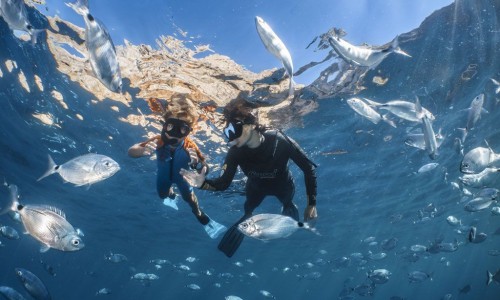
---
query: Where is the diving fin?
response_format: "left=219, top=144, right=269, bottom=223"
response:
left=162, top=196, right=179, bottom=210
left=217, top=224, right=244, bottom=258
left=204, top=218, right=227, bottom=239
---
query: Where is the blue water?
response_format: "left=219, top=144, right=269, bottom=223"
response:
left=1, top=1, right=499, bottom=300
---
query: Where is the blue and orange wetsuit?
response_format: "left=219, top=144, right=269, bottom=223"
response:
left=155, top=136, right=209, bottom=225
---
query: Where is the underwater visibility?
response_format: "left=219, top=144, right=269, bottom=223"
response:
left=0, top=0, right=499, bottom=299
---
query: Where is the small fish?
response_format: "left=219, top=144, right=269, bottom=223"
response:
left=491, top=78, right=500, bottom=94
left=368, top=251, right=387, bottom=260
left=364, top=99, right=435, bottom=123
left=255, top=16, right=294, bottom=98
left=446, top=216, right=461, bottom=226
left=259, top=290, right=275, bottom=299
left=468, top=226, right=487, bottom=243
left=105, top=252, right=128, bottom=263
left=487, top=269, right=500, bottom=285
left=437, top=240, right=459, bottom=252
left=0, top=225, right=19, bottom=239
left=367, top=269, right=391, bottom=284
left=0, top=184, right=84, bottom=252
left=416, top=98, right=439, bottom=159
left=417, top=163, right=439, bottom=173
left=492, top=206, right=500, bottom=215
left=96, top=288, right=111, bottom=295
left=0, top=0, right=43, bottom=44
left=380, top=237, right=398, bottom=250
left=460, top=145, right=500, bottom=174
left=15, top=268, right=51, bottom=300
left=464, top=197, right=496, bottom=212
left=237, top=214, right=317, bottom=240
left=225, top=296, right=243, bottom=300
left=410, top=245, right=427, bottom=253
left=459, top=167, right=500, bottom=188
left=66, top=0, right=122, bottom=92
left=405, top=131, right=444, bottom=151
left=459, top=94, right=487, bottom=142
left=347, top=98, right=382, bottom=124
left=38, top=154, right=120, bottom=187
left=186, top=284, right=200, bottom=291
left=476, top=188, right=499, bottom=199
left=0, top=286, right=27, bottom=300
left=408, top=271, right=432, bottom=283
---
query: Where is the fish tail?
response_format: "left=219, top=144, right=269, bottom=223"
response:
left=29, top=29, right=44, bottom=45
left=65, top=0, right=90, bottom=16
left=0, top=183, right=20, bottom=215
left=487, top=270, right=493, bottom=285
left=37, top=154, right=59, bottom=182
left=288, top=77, right=294, bottom=98
left=301, top=222, right=321, bottom=237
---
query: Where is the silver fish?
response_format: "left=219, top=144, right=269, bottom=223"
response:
left=417, top=163, right=439, bottom=173
left=0, top=184, right=84, bottom=252
left=347, top=98, right=382, bottom=124
left=0, top=286, right=26, bottom=300
left=446, top=216, right=461, bottom=226
left=0, top=0, right=42, bottom=44
left=364, top=99, right=435, bottom=123
left=38, top=154, right=120, bottom=187
left=408, top=271, right=432, bottom=283
left=491, top=78, right=500, bottom=94
left=468, top=226, right=487, bottom=243
left=96, top=288, right=111, bottom=295
left=459, top=94, right=487, bottom=142
left=66, top=0, right=122, bottom=93
left=15, top=268, right=51, bottom=300
left=464, top=197, right=496, bottom=212
left=487, top=269, right=500, bottom=285
left=437, top=240, right=459, bottom=252
left=105, top=252, right=128, bottom=263
left=459, top=168, right=500, bottom=188
left=0, top=225, right=19, bottom=239
left=460, top=146, right=500, bottom=174
left=405, top=132, right=444, bottom=151
left=492, top=206, right=500, bottom=215
left=328, top=31, right=411, bottom=70
left=416, top=98, right=438, bottom=159
left=367, top=269, right=391, bottom=284
left=237, top=213, right=317, bottom=240
left=255, top=16, right=294, bottom=97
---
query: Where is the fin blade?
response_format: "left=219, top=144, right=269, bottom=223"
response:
left=217, top=224, right=244, bottom=257
left=37, top=154, right=58, bottom=182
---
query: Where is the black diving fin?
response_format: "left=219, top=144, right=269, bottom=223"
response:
left=217, top=224, right=244, bottom=257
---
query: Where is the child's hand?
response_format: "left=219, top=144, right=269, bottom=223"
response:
left=180, top=166, right=207, bottom=188
left=188, top=148, right=199, bottom=166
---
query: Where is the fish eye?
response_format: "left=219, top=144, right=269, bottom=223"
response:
left=463, top=163, right=469, bottom=168
left=26, top=25, right=32, bottom=30
left=72, top=239, right=80, bottom=246
left=241, top=223, right=248, bottom=229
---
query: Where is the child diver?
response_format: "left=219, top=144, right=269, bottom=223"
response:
left=138, top=95, right=226, bottom=239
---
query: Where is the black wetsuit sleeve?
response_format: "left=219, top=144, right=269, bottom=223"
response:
left=286, top=135, right=318, bottom=206
left=200, top=149, right=238, bottom=191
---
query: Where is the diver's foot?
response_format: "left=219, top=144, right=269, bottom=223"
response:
left=204, top=219, right=227, bottom=239
left=282, top=204, right=299, bottom=222
left=196, top=212, right=210, bottom=225
left=163, top=197, right=179, bottom=210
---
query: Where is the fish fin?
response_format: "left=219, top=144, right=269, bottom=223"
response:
left=217, top=224, right=244, bottom=257
left=487, top=271, right=493, bottom=285
left=288, top=77, right=295, bottom=98
left=415, top=96, right=424, bottom=119
left=65, top=0, right=89, bottom=16
left=381, top=114, right=397, bottom=128
left=37, top=154, right=59, bottom=181
left=29, top=29, right=44, bottom=45
left=482, top=108, right=489, bottom=114
left=40, top=244, right=50, bottom=253
left=42, top=205, right=66, bottom=219
left=0, top=183, right=19, bottom=215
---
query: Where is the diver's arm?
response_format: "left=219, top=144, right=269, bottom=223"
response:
left=286, top=135, right=318, bottom=220
left=199, top=149, right=238, bottom=191
left=139, top=135, right=161, bottom=147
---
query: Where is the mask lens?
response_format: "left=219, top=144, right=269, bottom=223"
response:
left=163, top=119, right=191, bottom=138
left=224, top=121, right=243, bottom=141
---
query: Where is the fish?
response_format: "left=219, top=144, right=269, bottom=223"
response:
left=367, top=269, right=391, bottom=284
left=186, top=284, right=200, bottom=290
left=225, top=296, right=243, bottom=300
left=417, top=163, right=439, bottom=173
left=96, top=288, right=111, bottom=295
left=105, top=252, right=128, bottom=263
left=464, top=197, right=496, bottom=212
left=327, top=30, right=411, bottom=70
left=259, top=290, right=275, bottom=299
left=459, top=94, right=487, bottom=142
left=459, top=167, right=500, bottom=188
left=15, top=268, right=51, bottom=300
left=0, top=286, right=27, bottom=300
left=0, top=225, right=19, bottom=239
left=363, top=98, right=435, bottom=123
left=255, top=16, right=294, bottom=98
left=380, top=237, right=398, bottom=250
left=0, top=184, right=84, bottom=252
left=492, top=206, right=500, bottom=215
left=416, top=98, right=439, bottom=159
left=66, top=0, right=123, bottom=93
left=487, top=269, right=500, bottom=285
left=347, top=98, right=382, bottom=124
left=437, top=240, right=459, bottom=252
left=460, top=145, right=500, bottom=174
left=408, top=271, right=432, bottom=283
left=468, top=226, right=487, bottom=243
left=37, top=153, right=120, bottom=187
left=491, top=78, right=500, bottom=94
left=237, top=213, right=317, bottom=240
left=405, top=131, right=444, bottom=151
left=0, top=0, right=43, bottom=44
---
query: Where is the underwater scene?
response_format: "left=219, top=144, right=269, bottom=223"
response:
left=1, top=0, right=500, bottom=299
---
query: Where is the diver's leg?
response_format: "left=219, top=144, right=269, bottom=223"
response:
left=156, top=159, right=173, bottom=199
left=277, top=179, right=299, bottom=221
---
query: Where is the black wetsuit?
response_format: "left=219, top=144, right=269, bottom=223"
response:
left=201, top=130, right=317, bottom=221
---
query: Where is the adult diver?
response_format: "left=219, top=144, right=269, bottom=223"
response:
left=181, top=98, right=318, bottom=257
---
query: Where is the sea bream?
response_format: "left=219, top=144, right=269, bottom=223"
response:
left=66, top=0, right=123, bottom=93
left=460, top=144, right=500, bottom=174
left=37, top=153, right=120, bottom=187
left=255, top=16, right=294, bottom=97
left=237, top=213, right=317, bottom=241
left=0, top=0, right=42, bottom=44
left=327, top=30, right=411, bottom=70
left=363, top=98, right=435, bottom=123
left=459, top=94, right=487, bottom=142
left=15, top=268, right=51, bottom=300
left=0, top=184, right=84, bottom=252
left=416, top=98, right=439, bottom=159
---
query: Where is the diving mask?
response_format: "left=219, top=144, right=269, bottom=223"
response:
left=223, top=120, right=244, bottom=142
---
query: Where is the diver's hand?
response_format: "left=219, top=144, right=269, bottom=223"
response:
left=304, top=205, right=317, bottom=222
left=180, top=166, right=207, bottom=188
left=187, top=148, right=199, bottom=166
